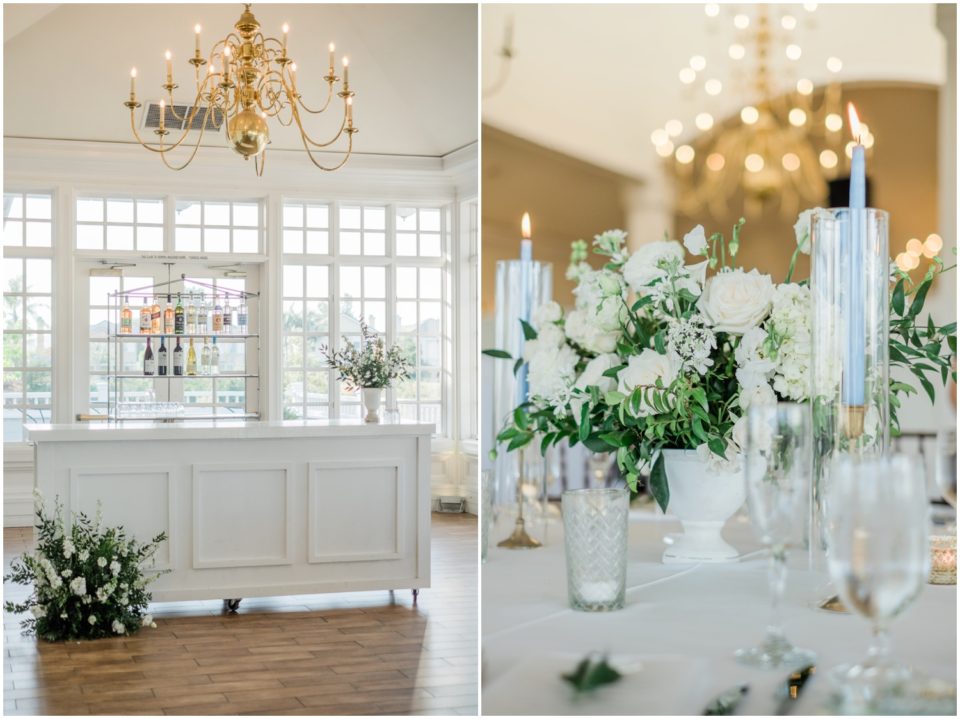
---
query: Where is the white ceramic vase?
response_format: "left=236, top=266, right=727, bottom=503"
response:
left=660, top=449, right=745, bottom=564
left=362, top=387, right=383, bottom=423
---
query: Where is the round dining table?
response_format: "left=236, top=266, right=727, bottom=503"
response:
left=481, top=506, right=957, bottom=715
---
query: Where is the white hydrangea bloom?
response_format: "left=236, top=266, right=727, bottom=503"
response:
left=78, top=549, right=89, bottom=562
left=109, top=560, right=122, bottom=576
left=97, top=556, right=107, bottom=568
left=62, top=539, right=75, bottom=560
left=767, top=283, right=812, bottom=401
left=525, top=339, right=579, bottom=407
left=112, top=619, right=126, bottom=635
left=564, top=308, right=620, bottom=354
left=30, top=604, right=46, bottom=619
left=88, top=615, right=97, bottom=625
left=68, top=576, right=86, bottom=597
left=738, top=381, right=777, bottom=410
left=622, top=240, right=685, bottom=292
left=532, top=300, right=562, bottom=326
left=61, top=568, right=72, bottom=578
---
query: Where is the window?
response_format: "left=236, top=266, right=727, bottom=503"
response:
left=76, top=196, right=164, bottom=251
left=281, top=201, right=448, bottom=431
left=175, top=199, right=262, bottom=253
left=4, top=191, right=54, bottom=441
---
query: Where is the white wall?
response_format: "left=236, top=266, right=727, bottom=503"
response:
left=3, top=138, right=478, bottom=524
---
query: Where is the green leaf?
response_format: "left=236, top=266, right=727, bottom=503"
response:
left=949, top=336, right=957, bottom=353
left=602, top=365, right=626, bottom=379
left=512, top=358, right=524, bottom=376
left=918, top=375, right=936, bottom=404
left=891, top=279, right=905, bottom=316
left=513, top=407, right=529, bottom=431
left=599, top=431, right=627, bottom=448
left=519, top=319, right=538, bottom=341
left=540, top=432, right=556, bottom=457
left=507, top=432, right=533, bottom=452
left=578, top=401, right=591, bottom=442
left=584, top=435, right=616, bottom=452
left=707, top=437, right=726, bottom=457
left=692, top=416, right=709, bottom=443
left=561, top=655, right=623, bottom=693
left=654, top=331, right=666, bottom=354
left=649, top=453, right=669, bottom=513
left=908, top=279, right=932, bottom=319
left=604, top=391, right=626, bottom=405
left=482, top=349, right=512, bottom=359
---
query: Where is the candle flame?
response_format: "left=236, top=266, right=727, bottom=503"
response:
left=160, top=98, right=165, bottom=109
left=165, top=50, right=171, bottom=60
left=195, top=24, right=201, bottom=34
left=847, top=102, right=862, bottom=143
left=283, top=23, right=289, bottom=34
left=131, top=67, right=137, bottom=78
left=521, top=212, right=531, bottom=239
left=329, top=42, right=335, bottom=52
left=342, top=56, right=349, bottom=67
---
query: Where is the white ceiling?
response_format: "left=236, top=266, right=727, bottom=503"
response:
left=481, top=3, right=945, bottom=180
left=4, top=3, right=477, bottom=158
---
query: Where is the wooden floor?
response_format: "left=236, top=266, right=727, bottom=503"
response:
left=2, top=513, right=478, bottom=716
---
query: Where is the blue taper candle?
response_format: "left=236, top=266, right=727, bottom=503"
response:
left=845, top=103, right=866, bottom=407
left=517, top=213, right=532, bottom=405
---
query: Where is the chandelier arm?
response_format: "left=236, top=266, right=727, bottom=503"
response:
left=288, top=97, right=349, bottom=149
left=157, top=103, right=215, bottom=171
left=282, top=62, right=336, bottom=115
left=298, top=128, right=354, bottom=172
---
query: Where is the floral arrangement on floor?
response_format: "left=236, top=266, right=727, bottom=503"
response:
left=488, top=214, right=956, bottom=511
left=4, top=492, right=167, bottom=642
left=319, top=319, right=412, bottom=389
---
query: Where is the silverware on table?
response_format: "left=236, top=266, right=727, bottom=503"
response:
left=774, top=664, right=816, bottom=715
left=703, top=683, right=750, bottom=715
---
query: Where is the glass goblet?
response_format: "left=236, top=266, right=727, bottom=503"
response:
left=735, top=402, right=817, bottom=669
left=825, top=454, right=930, bottom=708
left=934, top=428, right=957, bottom=511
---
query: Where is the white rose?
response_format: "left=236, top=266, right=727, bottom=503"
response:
left=112, top=620, right=126, bottom=635
left=564, top=308, right=620, bottom=354
left=700, top=269, right=775, bottom=334
left=616, top=349, right=682, bottom=416
left=97, top=557, right=107, bottom=568
left=69, top=576, right=86, bottom=597
left=88, top=615, right=97, bottom=625
left=109, top=560, right=121, bottom=576
left=622, top=240, right=685, bottom=292
left=793, top=208, right=823, bottom=255
left=141, top=614, right=155, bottom=627
left=30, top=605, right=46, bottom=619
left=78, top=549, right=89, bottom=562
left=683, top=225, right=708, bottom=256
left=527, top=343, right=578, bottom=404
left=532, top=301, right=562, bottom=326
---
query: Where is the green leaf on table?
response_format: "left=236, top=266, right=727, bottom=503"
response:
left=561, top=654, right=623, bottom=693
left=649, top=453, right=669, bottom=513
left=482, top=349, right=512, bottom=359
left=519, top=319, right=538, bottom=341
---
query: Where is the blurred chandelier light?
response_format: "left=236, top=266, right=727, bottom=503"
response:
left=124, top=3, right=357, bottom=175
left=652, top=4, right=874, bottom=219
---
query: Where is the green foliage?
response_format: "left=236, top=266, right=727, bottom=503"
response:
left=561, top=654, right=623, bottom=693
left=4, top=494, right=167, bottom=642
left=318, top=319, right=411, bottom=389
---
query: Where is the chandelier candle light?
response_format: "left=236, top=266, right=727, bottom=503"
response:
left=124, top=3, right=357, bottom=174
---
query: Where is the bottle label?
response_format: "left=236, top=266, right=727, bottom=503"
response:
left=144, top=359, right=156, bottom=375
left=213, top=314, right=223, bottom=332
left=121, top=317, right=132, bottom=333
left=175, top=314, right=185, bottom=334
left=158, top=356, right=167, bottom=375
left=140, top=313, right=151, bottom=331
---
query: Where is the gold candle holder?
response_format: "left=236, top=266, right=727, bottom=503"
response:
left=497, top=448, right=542, bottom=549
left=929, top=534, right=957, bottom=585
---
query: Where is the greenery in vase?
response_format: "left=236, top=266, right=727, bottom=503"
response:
left=485, top=214, right=956, bottom=512
left=4, top=492, right=168, bottom=642
left=318, top=319, right=412, bottom=390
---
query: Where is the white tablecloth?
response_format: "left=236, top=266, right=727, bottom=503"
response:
left=482, top=509, right=957, bottom=715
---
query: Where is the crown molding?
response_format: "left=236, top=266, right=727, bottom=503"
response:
left=4, top=137, right=477, bottom=201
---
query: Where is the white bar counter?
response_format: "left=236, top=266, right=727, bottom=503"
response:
left=27, top=420, right=432, bottom=604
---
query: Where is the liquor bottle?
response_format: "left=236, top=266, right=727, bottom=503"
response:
left=197, top=293, right=209, bottom=334
left=212, top=294, right=224, bottom=334
left=173, top=337, right=184, bottom=376
left=237, top=298, right=248, bottom=335
left=139, top=298, right=151, bottom=334
left=157, top=337, right=168, bottom=376
left=163, top=294, right=175, bottom=335
left=151, top=296, right=162, bottom=334
left=200, top=337, right=211, bottom=375
left=211, top=336, right=220, bottom=375
left=187, top=292, right=198, bottom=334
left=143, top=337, right=156, bottom=375
left=186, top=338, right=197, bottom=376
left=120, top=296, right=132, bottom=334
left=174, top=293, right=185, bottom=335
left=222, top=299, right=233, bottom=335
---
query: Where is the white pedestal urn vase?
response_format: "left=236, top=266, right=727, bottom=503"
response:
left=362, top=387, right=383, bottom=423
left=660, top=449, right=745, bottom=564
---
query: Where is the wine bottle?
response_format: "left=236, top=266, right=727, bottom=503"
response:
left=151, top=296, right=161, bottom=334
left=120, top=296, right=132, bottom=334
left=200, top=337, right=211, bottom=375
left=222, top=299, right=233, bottom=334
left=197, top=294, right=209, bottom=334
left=212, top=294, right=223, bottom=334
left=163, top=294, right=175, bottom=335
left=187, top=338, right=197, bottom=376
left=143, top=337, right=156, bottom=375
left=173, top=337, right=184, bottom=376
left=174, top=293, right=185, bottom=335
left=157, top=337, right=168, bottom=376
left=237, top=298, right=248, bottom=335
left=187, top=292, right=198, bottom=334
left=211, top=336, right=220, bottom=375
left=139, top=298, right=151, bottom=334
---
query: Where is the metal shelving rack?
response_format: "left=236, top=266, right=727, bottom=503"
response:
left=106, top=275, right=260, bottom=422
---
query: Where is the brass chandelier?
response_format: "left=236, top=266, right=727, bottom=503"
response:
left=124, top=3, right=357, bottom=174
left=651, top=4, right=874, bottom=219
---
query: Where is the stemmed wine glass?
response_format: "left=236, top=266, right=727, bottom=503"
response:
left=934, top=428, right=957, bottom=519
left=735, top=402, right=817, bottom=669
left=825, top=454, right=930, bottom=709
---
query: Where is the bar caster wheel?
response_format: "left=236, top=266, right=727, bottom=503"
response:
left=223, top=598, right=242, bottom=612
left=412, top=589, right=419, bottom=604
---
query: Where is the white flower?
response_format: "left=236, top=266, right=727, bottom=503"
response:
left=141, top=614, right=155, bottom=628
left=564, top=308, right=620, bottom=354
left=109, top=560, right=121, bottom=576
left=735, top=326, right=776, bottom=391
left=767, top=283, right=812, bottom=402
left=666, top=316, right=716, bottom=375
left=120, top=595, right=129, bottom=606
left=570, top=353, right=620, bottom=418
left=793, top=208, right=823, bottom=255
left=573, top=269, right=627, bottom=332
left=62, top=539, right=75, bottom=560
left=97, top=556, right=107, bottom=568
left=78, top=549, right=89, bottom=562
left=622, top=240, right=685, bottom=292
left=738, top=381, right=776, bottom=410
left=683, top=224, right=708, bottom=256
left=700, top=269, right=775, bottom=334
left=532, top=300, right=562, bottom=326
left=696, top=442, right=743, bottom=473
left=69, top=576, right=86, bottom=597
left=88, top=615, right=97, bottom=625
left=29, top=605, right=46, bottom=619
left=616, top=349, right=682, bottom=416
left=687, top=260, right=708, bottom=287
left=61, top=569, right=73, bottom=579
left=112, top=620, right=126, bottom=635
left=60, top=612, right=67, bottom=619
left=526, top=340, right=579, bottom=406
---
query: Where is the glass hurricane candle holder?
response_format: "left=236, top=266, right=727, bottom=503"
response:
left=809, top=208, right=890, bottom=576
left=562, top=488, right=629, bottom=612
left=929, top=535, right=957, bottom=585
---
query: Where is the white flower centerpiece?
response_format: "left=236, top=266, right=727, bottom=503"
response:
left=4, top=492, right=167, bottom=641
left=320, top=319, right=412, bottom=422
left=491, top=216, right=955, bottom=562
